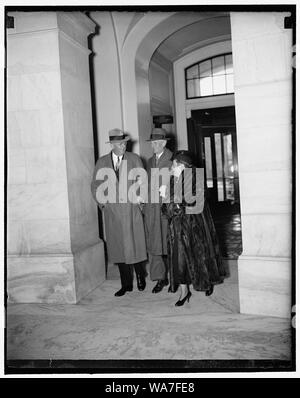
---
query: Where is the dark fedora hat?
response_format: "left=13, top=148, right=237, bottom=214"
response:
left=106, top=128, right=130, bottom=143
left=146, top=127, right=170, bottom=141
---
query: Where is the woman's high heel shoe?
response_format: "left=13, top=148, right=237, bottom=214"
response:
left=175, top=291, right=191, bottom=306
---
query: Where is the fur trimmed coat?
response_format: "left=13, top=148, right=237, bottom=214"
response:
left=162, top=168, right=227, bottom=291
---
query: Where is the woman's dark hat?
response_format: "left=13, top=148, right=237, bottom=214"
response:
left=106, top=128, right=130, bottom=143
left=172, top=150, right=194, bottom=167
left=146, top=128, right=170, bottom=141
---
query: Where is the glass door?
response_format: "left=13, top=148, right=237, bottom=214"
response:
left=202, top=129, right=238, bottom=205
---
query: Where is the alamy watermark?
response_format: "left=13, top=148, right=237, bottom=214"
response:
left=94, top=161, right=204, bottom=214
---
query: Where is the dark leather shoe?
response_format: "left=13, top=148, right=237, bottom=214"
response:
left=152, top=279, right=168, bottom=293
left=136, top=275, right=146, bottom=291
left=168, top=284, right=179, bottom=293
left=205, top=285, right=214, bottom=296
left=114, top=286, right=133, bottom=297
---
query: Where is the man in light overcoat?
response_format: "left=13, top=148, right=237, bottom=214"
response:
left=91, top=128, right=147, bottom=297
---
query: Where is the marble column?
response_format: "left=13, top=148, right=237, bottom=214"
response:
left=231, top=12, right=292, bottom=317
left=7, top=12, right=105, bottom=303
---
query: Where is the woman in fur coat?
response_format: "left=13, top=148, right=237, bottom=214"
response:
left=161, top=150, right=227, bottom=306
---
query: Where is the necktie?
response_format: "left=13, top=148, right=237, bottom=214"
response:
left=155, top=155, right=159, bottom=167
left=115, top=156, right=121, bottom=171
left=115, top=156, right=121, bottom=179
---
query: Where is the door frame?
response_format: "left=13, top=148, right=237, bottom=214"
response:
left=188, top=106, right=240, bottom=209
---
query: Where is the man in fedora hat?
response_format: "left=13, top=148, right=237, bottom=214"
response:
left=143, top=127, right=174, bottom=293
left=91, top=128, right=147, bottom=297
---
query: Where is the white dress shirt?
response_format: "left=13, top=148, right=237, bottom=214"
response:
left=155, top=150, right=164, bottom=165
left=112, top=152, right=123, bottom=170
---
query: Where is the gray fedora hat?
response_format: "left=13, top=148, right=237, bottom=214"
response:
left=146, top=127, right=171, bottom=141
left=106, top=128, right=130, bottom=143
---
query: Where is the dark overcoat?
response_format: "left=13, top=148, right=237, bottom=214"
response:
left=143, top=148, right=173, bottom=256
left=91, top=151, right=147, bottom=264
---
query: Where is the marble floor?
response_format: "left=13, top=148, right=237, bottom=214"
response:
left=6, top=266, right=292, bottom=365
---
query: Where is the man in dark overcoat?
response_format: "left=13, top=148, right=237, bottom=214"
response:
left=143, top=128, right=173, bottom=293
left=91, top=128, right=147, bottom=297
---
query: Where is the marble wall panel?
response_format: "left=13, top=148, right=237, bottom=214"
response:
left=8, top=219, right=71, bottom=255
left=68, top=180, right=97, bottom=221
left=231, top=13, right=292, bottom=317
left=236, top=126, right=291, bottom=173
left=7, top=254, right=76, bottom=303
left=24, top=146, right=67, bottom=184
left=20, top=72, right=62, bottom=111
left=60, top=45, right=90, bottom=83
left=7, top=111, right=22, bottom=148
left=238, top=256, right=291, bottom=318
left=8, top=71, right=62, bottom=111
left=57, top=32, right=101, bottom=254
left=38, top=108, right=65, bottom=147
left=232, top=15, right=292, bottom=88
left=238, top=169, right=292, bottom=214
left=241, top=213, right=291, bottom=258
left=7, top=12, right=103, bottom=303
left=15, top=110, right=43, bottom=148
left=74, top=241, right=106, bottom=301
left=8, top=182, right=69, bottom=221
left=7, top=75, right=23, bottom=111
left=65, top=147, right=95, bottom=182
left=8, top=148, right=27, bottom=184
left=233, top=35, right=291, bottom=87
left=7, top=108, right=64, bottom=150
left=7, top=221, right=25, bottom=255
left=7, top=29, right=60, bottom=72
left=230, top=12, right=290, bottom=41
left=234, top=83, right=291, bottom=130
left=63, top=102, right=94, bottom=149
left=68, top=180, right=100, bottom=252
left=7, top=12, right=58, bottom=35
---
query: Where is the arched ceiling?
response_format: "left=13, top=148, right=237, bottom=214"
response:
left=133, top=11, right=231, bottom=72
left=154, top=15, right=231, bottom=63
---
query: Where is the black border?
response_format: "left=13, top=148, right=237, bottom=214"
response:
left=4, top=3, right=297, bottom=376
left=5, top=359, right=294, bottom=374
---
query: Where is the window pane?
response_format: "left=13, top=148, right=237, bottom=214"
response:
left=187, top=79, right=200, bottom=98
left=223, top=134, right=233, bottom=178
left=185, top=54, right=234, bottom=98
left=225, top=54, right=233, bottom=74
left=199, top=60, right=211, bottom=77
left=226, top=74, right=234, bottom=92
left=223, top=134, right=235, bottom=201
left=214, top=133, right=224, bottom=201
left=213, top=75, right=226, bottom=95
left=186, top=64, right=199, bottom=79
left=200, top=76, right=213, bottom=96
left=212, top=56, right=225, bottom=76
left=204, top=137, right=213, bottom=188
left=187, top=80, right=195, bottom=97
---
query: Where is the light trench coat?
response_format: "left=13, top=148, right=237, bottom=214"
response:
left=91, top=151, right=147, bottom=264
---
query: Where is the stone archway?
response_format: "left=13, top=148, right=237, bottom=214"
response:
left=89, top=11, right=292, bottom=318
